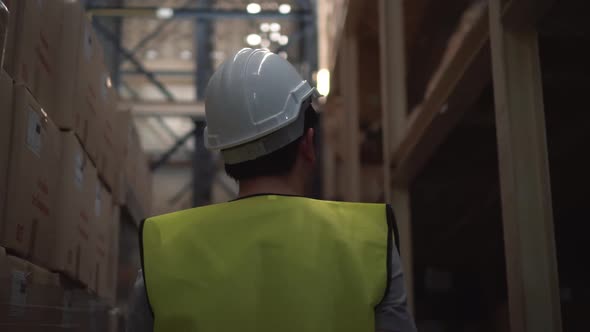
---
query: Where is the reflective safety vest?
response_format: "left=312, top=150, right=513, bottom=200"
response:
left=141, top=195, right=396, bottom=332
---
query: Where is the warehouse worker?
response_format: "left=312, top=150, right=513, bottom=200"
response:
left=127, top=48, right=417, bottom=332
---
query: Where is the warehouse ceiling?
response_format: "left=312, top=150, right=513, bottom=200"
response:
left=89, top=0, right=312, bottom=156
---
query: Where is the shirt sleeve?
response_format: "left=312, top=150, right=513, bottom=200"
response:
left=374, top=245, right=417, bottom=332
left=126, top=269, right=155, bottom=332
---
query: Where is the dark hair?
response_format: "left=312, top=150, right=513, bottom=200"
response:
left=225, top=105, right=318, bottom=181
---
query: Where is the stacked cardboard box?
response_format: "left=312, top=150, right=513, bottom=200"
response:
left=94, top=184, right=120, bottom=305
left=97, top=65, right=120, bottom=195
left=2, top=0, right=42, bottom=90
left=1, top=2, right=152, bottom=327
left=2, top=0, right=106, bottom=163
left=38, top=132, right=98, bottom=288
left=114, top=110, right=153, bottom=220
left=135, top=152, right=154, bottom=218
left=0, top=247, right=115, bottom=331
left=113, top=111, right=154, bottom=219
left=2, top=85, right=62, bottom=260
left=0, top=247, right=64, bottom=331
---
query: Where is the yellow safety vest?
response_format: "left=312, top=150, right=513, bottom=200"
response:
left=141, top=195, right=396, bottom=332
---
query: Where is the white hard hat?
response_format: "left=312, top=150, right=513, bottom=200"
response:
left=204, top=48, right=318, bottom=164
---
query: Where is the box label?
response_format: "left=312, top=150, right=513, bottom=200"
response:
left=9, top=271, right=27, bottom=317
left=26, top=108, right=42, bottom=157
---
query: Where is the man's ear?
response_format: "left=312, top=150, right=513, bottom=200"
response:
left=299, top=128, right=316, bottom=163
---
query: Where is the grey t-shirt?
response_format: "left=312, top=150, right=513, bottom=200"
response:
left=126, top=246, right=417, bottom=332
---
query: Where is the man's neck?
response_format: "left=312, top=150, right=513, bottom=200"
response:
left=238, top=175, right=304, bottom=198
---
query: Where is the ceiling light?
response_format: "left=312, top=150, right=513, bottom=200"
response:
left=156, top=7, right=174, bottom=19
left=180, top=50, right=192, bottom=60
left=246, top=34, right=262, bottom=46
left=145, top=49, right=159, bottom=60
left=278, top=4, right=291, bottom=14
left=317, top=69, right=330, bottom=96
left=270, top=22, right=281, bottom=32
left=278, top=51, right=288, bottom=59
left=261, top=39, right=271, bottom=48
left=278, top=35, right=289, bottom=46
left=270, top=32, right=281, bottom=42
left=247, top=3, right=261, bottom=14
left=105, top=76, right=113, bottom=88
left=260, top=23, right=270, bottom=32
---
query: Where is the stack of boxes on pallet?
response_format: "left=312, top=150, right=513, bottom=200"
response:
left=0, top=0, right=152, bottom=330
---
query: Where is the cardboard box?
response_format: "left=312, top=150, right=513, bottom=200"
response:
left=106, top=205, right=120, bottom=306
left=61, top=285, right=111, bottom=332
left=112, top=110, right=137, bottom=205
left=0, top=2, right=8, bottom=69
left=135, top=153, right=153, bottom=218
left=113, top=109, right=152, bottom=219
left=1, top=85, right=61, bottom=259
left=2, top=0, right=42, bottom=90
left=35, top=0, right=85, bottom=131
left=73, top=19, right=105, bottom=163
left=97, top=68, right=120, bottom=192
left=33, top=132, right=97, bottom=287
left=0, top=70, right=14, bottom=230
left=0, top=247, right=64, bottom=329
left=94, top=184, right=119, bottom=303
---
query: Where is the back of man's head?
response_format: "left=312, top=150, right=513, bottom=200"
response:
left=225, top=105, right=318, bottom=181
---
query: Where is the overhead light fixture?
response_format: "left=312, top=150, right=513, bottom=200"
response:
left=261, top=39, right=271, bottom=48
left=145, top=49, right=159, bottom=60
left=270, top=22, right=281, bottom=32
left=278, top=4, right=291, bottom=14
left=105, top=76, right=113, bottom=88
left=247, top=3, right=262, bottom=14
left=278, top=35, right=289, bottom=46
left=156, top=7, right=174, bottom=19
left=246, top=34, right=262, bottom=46
left=317, top=69, right=330, bottom=96
left=180, top=49, right=193, bottom=60
left=260, top=23, right=270, bottom=32
left=270, top=32, right=281, bottom=42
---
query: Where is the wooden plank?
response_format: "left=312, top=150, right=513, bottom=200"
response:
left=317, top=0, right=349, bottom=72
left=489, top=1, right=562, bottom=331
left=379, top=0, right=414, bottom=312
left=379, top=0, right=408, bottom=202
left=391, top=6, right=490, bottom=185
left=318, top=0, right=366, bottom=73
left=339, top=33, right=361, bottom=202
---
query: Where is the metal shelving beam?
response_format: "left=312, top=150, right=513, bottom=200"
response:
left=87, top=7, right=311, bottom=20
left=94, top=20, right=176, bottom=102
